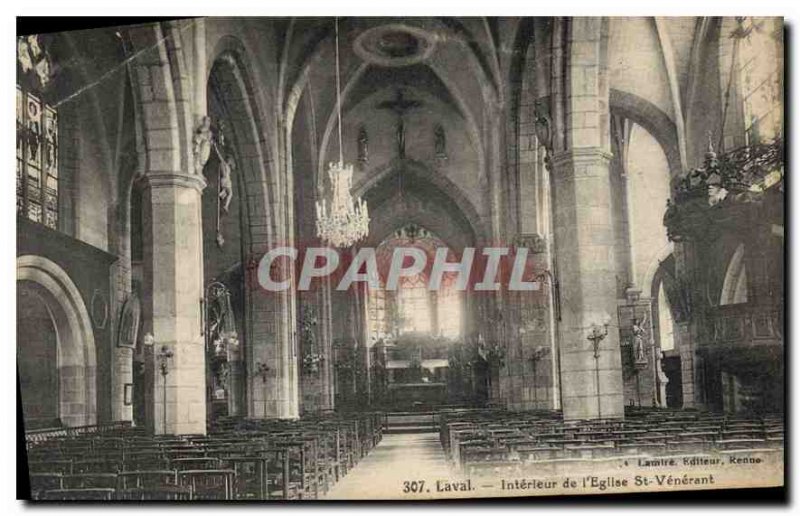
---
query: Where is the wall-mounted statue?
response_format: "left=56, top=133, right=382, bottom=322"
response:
left=117, top=291, right=141, bottom=349
left=199, top=120, right=236, bottom=248
left=434, top=124, right=448, bottom=162
left=357, top=125, right=369, bottom=167
left=533, top=99, right=553, bottom=170
left=215, top=144, right=235, bottom=213
left=631, top=313, right=649, bottom=364
left=377, top=89, right=422, bottom=160
left=193, top=116, right=213, bottom=174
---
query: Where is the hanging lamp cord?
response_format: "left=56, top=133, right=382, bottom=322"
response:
left=335, top=17, right=344, bottom=164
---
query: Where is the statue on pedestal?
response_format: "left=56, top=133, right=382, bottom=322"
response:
left=193, top=116, right=213, bottom=175
left=631, top=312, right=649, bottom=364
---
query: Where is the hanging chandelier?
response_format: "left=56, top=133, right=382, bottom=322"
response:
left=315, top=18, right=370, bottom=248
left=316, top=161, right=370, bottom=247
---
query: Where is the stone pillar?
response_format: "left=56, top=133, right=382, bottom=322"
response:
left=676, top=321, right=700, bottom=409
left=298, top=289, right=333, bottom=415
left=142, top=173, right=208, bottom=435
left=499, top=239, right=554, bottom=411
left=111, top=346, right=134, bottom=421
left=519, top=245, right=555, bottom=410
left=551, top=149, right=624, bottom=420
left=248, top=288, right=299, bottom=420
left=320, top=278, right=335, bottom=411
left=548, top=18, right=623, bottom=420
left=227, top=349, right=243, bottom=417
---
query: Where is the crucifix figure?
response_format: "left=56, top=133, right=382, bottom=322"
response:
left=377, top=89, right=422, bottom=159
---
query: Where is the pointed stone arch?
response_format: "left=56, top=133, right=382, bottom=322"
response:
left=720, top=243, right=748, bottom=306
left=207, top=40, right=298, bottom=420
left=17, top=255, right=97, bottom=427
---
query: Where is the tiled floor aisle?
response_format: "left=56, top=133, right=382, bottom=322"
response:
left=323, top=432, right=461, bottom=500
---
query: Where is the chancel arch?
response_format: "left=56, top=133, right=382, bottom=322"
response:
left=17, top=18, right=784, bottom=499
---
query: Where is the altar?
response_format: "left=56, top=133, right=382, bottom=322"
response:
left=387, top=382, right=447, bottom=408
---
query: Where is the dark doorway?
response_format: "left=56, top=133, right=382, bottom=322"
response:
left=17, top=283, right=59, bottom=429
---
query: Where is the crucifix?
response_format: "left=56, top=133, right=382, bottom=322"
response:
left=377, top=88, right=423, bottom=160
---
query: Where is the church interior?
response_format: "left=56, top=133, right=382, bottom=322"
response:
left=17, top=16, right=784, bottom=500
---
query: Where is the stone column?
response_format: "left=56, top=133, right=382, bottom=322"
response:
left=676, top=321, right=699, bottom=409
left=142, top=172, right=208, bottom=435
left=227, top=348, right=243, bottom=417
left=548, top=18, right=624, bottom=421
left=551, top=149, right=624, bottom=420
left=248, top=288, right=299, bottom=420
left=319, top=278, right=335, bottom=411
left=111, top=346, right=134, bottom=422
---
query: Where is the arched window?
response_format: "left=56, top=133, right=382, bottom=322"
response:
left=437, top=284, right=462, bottom=339
left=737, top=17, right=783, bottom=144
left=397, top=274, right=431, bottom=334
left=368, top=224, right=463, bottom=340
left=367, top=283, right=389, bottom=339
left=17, top=35, right=59, bottom=229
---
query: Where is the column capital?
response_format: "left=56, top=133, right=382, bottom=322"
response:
left=143, top=172, right=207, bottom=192
left=550, top=147, right=613, bottom=169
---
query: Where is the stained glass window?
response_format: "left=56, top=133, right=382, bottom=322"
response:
left=17, top=85, right=58, bottom=229
left=737, top=17, right=783, bottom=144
left=397, top=274, right=432, bottom=334
left=368, top=285, right=389, bottom=339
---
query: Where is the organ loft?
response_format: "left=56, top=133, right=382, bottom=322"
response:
left=17, top=17, right=784, bottom=500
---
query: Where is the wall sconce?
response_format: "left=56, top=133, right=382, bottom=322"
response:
left=154, top=342, right=173, bottom=434
left=586, top=312, right=612, bottom=418
left=255, top=361, right=270, bottom=383
left=586, top=316, right=610, bottom=359
left=254, top=361, right=270, bottom=418
left=157, top=345, right=174, bottom=377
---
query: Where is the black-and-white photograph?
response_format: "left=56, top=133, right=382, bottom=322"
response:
left=14, top=13, right=785, bottom=502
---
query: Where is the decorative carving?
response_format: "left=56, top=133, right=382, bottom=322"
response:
left=631, top=312, right=649, bottom=365
left=215, top=145, right=235, bottom=213
left=665, top=137, right=783, bottom=242
left=434, top=124, right=448, bottom=163
left=353, top=25, right=437, bottom=68
left=701, top=308, right=782, bottom=348
left=45, top=115, right=57, bottom=173
left=476, top=332, right=506, bottom=368
left=206, top=282, right=237, bottom=358
left=528, top=346, right=550, bottom=363
left=513, top=233, right=547, bottom=254
left=357, top=125, right=369, bottom=167
left=200, top=120, right=236, bottom=248
left=377, top=89, right=423, bottom=160
left=299, top=305, right=322, bottom=375
left=205, top=281, right=239, bottom=392
left=394, top=222, right=430, bottom=242
left=193, top=116, right=213, bottom=175
left=117, top=292, right=140, bottom=348
left=533, top=99, right=553, bottom=170
left=90, top=289, right=108, bottom=330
